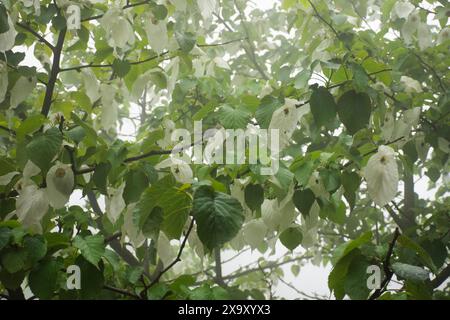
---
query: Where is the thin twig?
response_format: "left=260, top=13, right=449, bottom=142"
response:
left=148, top=219, right=195, bottom=287
left=368, top=228, right=400, bottom=300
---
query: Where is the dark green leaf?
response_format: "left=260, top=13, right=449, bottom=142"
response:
left=73, top=235, right=105, bottom=267
left=29, top=259, right=59, bottom=299
left=337, top=90, right=372, bottom=135
left=310, top=86, right=337, bottom=127
left=26, top=127, right=63, bottom=172
left=192, top=185, right=244, bottom=250
left=279, top=226, right=303, bottom=250
left=292, top=188, right=316, bottom=217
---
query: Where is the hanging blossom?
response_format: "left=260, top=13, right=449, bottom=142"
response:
left=155, top=157, right=194, bottom=184
left=0, top=15, right=17, bottom=53
left=46, top=162, right=75, bottom=209
left=100, top=7, right=135, bottom=54
left=363, top=146, right=399, bottom=207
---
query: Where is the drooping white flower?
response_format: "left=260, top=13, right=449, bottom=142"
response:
left=20, top=0, right=41, bottom=15
left=417, top=23, right=432, bottom=51
left=144, top=19, right=168, bottom=54
left=46, top=163, right=74, bottom=209
left=262, top=184, right=297, bottom=232
left=364, top=146, right=399, bottom=207
left=10, top=76, right=37, bottom=108
left=242, top=219, right=267, bottom=249
left=105, top=183, right=126, bottom=224
left=0, top=62, right=8, bottom=103
left=393, top=1, right=415, bottom=19
left=15, top=184, right=49, bottom=233
left=0, top=16, right=17, bottom=53
left=155, top=157, right=193, bottom=184
left=100, top=84, right=118, bottom=131
left=156, top=119, right=176, bottom=149
left=213, top=57, right=230, bottom=70
left=197, top=0, right=217, bottom=21
left=230, top=177, right=252, bottom=215
left=400, top=76, right=422, bottom=93
left=122, top=203, right=146, bottom=248
left=100, top=8, right=135, bottom=52
left=81, top=70, right=101, bottom=103
left=157, top=232, right=176, bottom=267
left=269, top=98, right=300, bottom=150
left=401, top=10, right=420, bottom=44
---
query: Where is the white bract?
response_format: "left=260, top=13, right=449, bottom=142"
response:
left=269, top=98, right=300, bottom=150
left=144, top=19, right=168, bottom=54
left=121, top=203, right=146, bottom=248
left=100, top=8, right=135, bottom=52
left=157, top=232, right=176, bottom=266
left=0, top=16, right=17, bottom=52
left=197, top=0, right=217, bottom=20
left=364, top=146, right=399, bottom=207
left=15, top=185, right=49, bottom=233
left=81, top=70, right=101, bottom=103
left=155, top=157, right=193, bottom=184
left=418, top=23, right=432, bottom=51
left=105, top=183, right=126, bottom=224
left=393, top=1, right=415, bottom=19
left=46, top=163, right=74, bottom=209
left=400, top=76, right=422, bottom=93
left=10, top=76, right=37, bottom=108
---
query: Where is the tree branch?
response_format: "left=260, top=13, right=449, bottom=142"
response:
left=233, top=1, right=269, bottom=80
left=430, top=264, right=450, bottom=289
left=81, top=0, right=152, bottom=22
left=368, top=228, right=400, bottom=300
left=103, top=285, right=141, bottom=299
left=41, top=28, right=66, bottom=117
left=16, top=22, right=55, bottom=51
left=148, top=218, right=195, bottom=288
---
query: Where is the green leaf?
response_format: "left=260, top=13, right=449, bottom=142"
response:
left=123, top=169, right=149, bottom=204
left=0, top=4, right=9, bottom=33
left=255, top=95, right=283, bottom=129
left=279, top=226, right=303, bottom=250
left=343, top=254, right=371, bottom=300
left=26, top=127, right=63, bottom=172
left=0, top=227, right=12, bottom=251
left=176, top=31, right=196, bottom=53
left=141, top=206, right=164, bottom=239
left=23, top=235, right=47, bottom=264
left=291, top=159, right=315, bottom=187
left=192, top=185, right=244, bottom=250
left=319, top=168, right=341, bottom=193
left=397, top=235, right=437, bottom=273
left=244, top=184, right=264, bottom=213
left=392, top=262, right=430, bottom=281
left=292, top=188, right=316, bottom=217
left=337, top=90, right=372, bottom=135
left=341, top=171, right=361, bottom=210
left=334, top=231, right=372, bottom=262
left=328, top=249, right=359, bottom=299
left=29, top=259, right=59, bottom=299
left=93, top=162, right=111, bottom=195
left=310, top=86, right=337, bottom=127
left=136, top=175, right=191, bottom=239
left=1, top=249, right=27, bottom=273
left=73, top=235, right=105, bottom=267
left=66, top=126, right=86, bottom=143
left=152, top=4, right=168, bottom=20
left=218, top=105, right=251, bottom=129
left=112, top=59, right=131, bottom=78
left=76, top=255, right=104, bottom=299
left=351, top=63, right=369, bottom=92
left=17, top=115, right=46, bottom=140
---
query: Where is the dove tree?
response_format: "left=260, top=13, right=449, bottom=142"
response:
left=0, top=0, right=449, bottom=300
